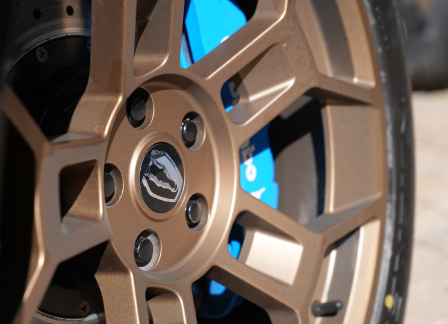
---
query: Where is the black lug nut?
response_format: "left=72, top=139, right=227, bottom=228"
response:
left=186, top=200, right=202, bottom=227
left=128, top=97, right=146, bottom=122
left=181, top=118, right=198, bottom=147
left=311, top=300, right=343, bottom=317
left=134, top=236, right=154, bottom=267
left=104, top=172, right=116, bottom=202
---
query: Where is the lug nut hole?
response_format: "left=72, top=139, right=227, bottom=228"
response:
left=186, top=194, right=208, bottom=230
left=104, top=164, right=123, bottom=206
left=181, top=112, right=205, bottom=150
left=126, top=88, right=154, bottom=129
left=134, top=230, right=160, bottom=271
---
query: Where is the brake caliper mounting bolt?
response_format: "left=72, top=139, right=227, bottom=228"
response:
left=181, top=118, right=198, bottom=147
left=36, top=46, right=48, bottom=62
left=134, top=236, right=154, bottom=266
left=186, top=199, right=202, bottom=226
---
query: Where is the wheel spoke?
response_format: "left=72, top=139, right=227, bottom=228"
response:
left=12, top=244, right=56, bottom=324
left=69, top=0, right=137, bottom=136
left=188, top=2, right=286, bottom=89
left=290, top=244, right=325, bottom=324
left=234, top=188, right=316, bottom=246
left=35, top=136, right=110, bottom=263
left=147, top=284, right=197, bottom=324
left=58, top=220, right=110, bottom=260
left=308, top=194, right=385, bottom=247
left=134, top=0, right=185, bottom=78
left=95, top=243, right=150, bottom=324
left=227, top=60, right=375, bottom=148
left=212, top=249, right=288, bottom=301
left=311, top=73, right=374, bottom=104
left=0, top=85, right=47, bottom=156
left=228, top=83, right=306, bottom=147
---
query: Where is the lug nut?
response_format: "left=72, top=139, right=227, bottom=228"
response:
left=181, top=118, right=198, bottom=147
left=186, top=199, right=202, bottom=227
left=104, top=172, right=116, bottom=202
left=127, top=97, right=146, bottom=126
left=134, top=236, right=154, bottom=267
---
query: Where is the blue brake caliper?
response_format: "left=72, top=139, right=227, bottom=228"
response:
left=182, top=0, right=279, bottom=318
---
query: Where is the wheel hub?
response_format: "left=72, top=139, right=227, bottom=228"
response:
left=105, top=83, right=234, bottom=276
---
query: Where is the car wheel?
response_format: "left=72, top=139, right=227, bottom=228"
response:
left=0, top=0, right=414, bottom=323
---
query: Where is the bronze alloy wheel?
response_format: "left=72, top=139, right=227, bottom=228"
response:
left=0, top=0, right=414, bottom=323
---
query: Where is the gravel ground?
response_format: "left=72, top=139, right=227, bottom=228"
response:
left=404, top=90, right=448, bottom=324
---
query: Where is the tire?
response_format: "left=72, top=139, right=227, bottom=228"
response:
left=0, top=0, right=413, bottom=323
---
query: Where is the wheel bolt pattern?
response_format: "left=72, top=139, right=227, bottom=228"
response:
left=181, top=118, right=198, bottom=146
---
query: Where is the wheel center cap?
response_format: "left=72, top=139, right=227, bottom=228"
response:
left=139, top=142, right=184, bottom=213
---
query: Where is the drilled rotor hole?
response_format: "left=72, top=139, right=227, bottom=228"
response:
left=33, top=9, right=41, bottom=19
left=185, top=194, right=208, bottom=231
left=104, top=164, right=123, bottom=207
left=66, top=5, right=74, bottom=16
left=126, top=88, right=153, bottom=129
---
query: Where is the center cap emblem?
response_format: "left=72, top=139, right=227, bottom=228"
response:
left=139, top=143, right=184, bottom=213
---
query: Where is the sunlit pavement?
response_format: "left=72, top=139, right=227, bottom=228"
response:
left=404, top=90, right=448, bottom=324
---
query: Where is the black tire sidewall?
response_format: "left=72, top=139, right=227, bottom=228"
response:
left=363, top=1, right=415, bottom=323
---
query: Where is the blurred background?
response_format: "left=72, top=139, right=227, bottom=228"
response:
left=398, top=0, right=448, bottom=323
